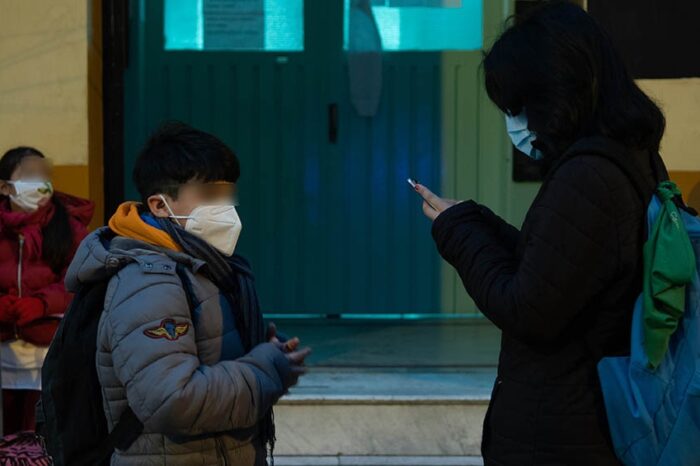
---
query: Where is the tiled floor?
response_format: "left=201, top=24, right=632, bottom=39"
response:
left=273, top=317, right=501, bottom=367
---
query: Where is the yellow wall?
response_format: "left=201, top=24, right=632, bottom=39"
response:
left=0, top=0, right=102, bottom=226
left=638, top=78, right=700, bottom=209
left=87, top=0, right=104, bottom=226
left=579, top=5, right=700, bottom=193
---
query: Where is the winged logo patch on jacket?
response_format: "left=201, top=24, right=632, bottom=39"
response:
left=144, top=319, right=190, bottom=341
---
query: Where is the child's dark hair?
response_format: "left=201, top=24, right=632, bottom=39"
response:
left=0, top=147, right=73, bottom=274
left=483, top=1, right=665, bottom=160
left=133, top=122, right=240, bottom=204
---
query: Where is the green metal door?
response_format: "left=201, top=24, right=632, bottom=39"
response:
left=123, top=0, right=521, bottom=316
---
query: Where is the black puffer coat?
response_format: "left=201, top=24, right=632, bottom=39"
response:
left=432, top=137, right=667, bottom=466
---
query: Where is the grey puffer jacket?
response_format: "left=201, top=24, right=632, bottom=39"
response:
left=65, top=228, right=292, bottom=466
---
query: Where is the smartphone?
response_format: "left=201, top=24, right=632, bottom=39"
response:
left=407, top=178, right=437, bottom=210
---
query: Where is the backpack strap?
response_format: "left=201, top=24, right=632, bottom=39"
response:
left=175, top=262, right=198, bottom=318
left=74, top=407, right=144, bottom=466
left=552, top=136, right=659, bottom=205
left=556, top=137, right=697, bottom=217
left=547, top=137, right=659, bottom=363
left=107, top=408, right=143, bottom=451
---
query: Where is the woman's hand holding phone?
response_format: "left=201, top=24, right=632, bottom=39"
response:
left=408, top=179, right=461, bottom=221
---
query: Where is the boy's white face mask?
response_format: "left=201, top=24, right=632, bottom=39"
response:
left=160, top=195, right=242, bottom=256
left=8, top=180, right=54, bottom=212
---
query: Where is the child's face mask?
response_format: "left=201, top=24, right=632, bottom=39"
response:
left=7, top=180, right=54, bottom=212
left=160, top=195, right=242, bottom=256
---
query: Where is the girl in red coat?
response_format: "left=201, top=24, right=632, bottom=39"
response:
left=0, top=147, right=94, bottom=434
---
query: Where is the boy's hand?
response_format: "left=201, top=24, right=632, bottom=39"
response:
left=271, top=335, right=301, bottom=353
left=284, top=347, right=312, bottom=390
left=286, top=346, right=311, bottom=366
left=266, top=322, right=278, bottom=341
left=268, top=322, right=300, bottom=352
left=266, top=321, right=311, bottom=389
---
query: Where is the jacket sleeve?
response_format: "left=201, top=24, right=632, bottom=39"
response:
left=101, top=263, right=291, bottom=436
left=432, top=157, right=619, bottom=344
left=476, top=203, right=521, bottom=252
left=30, top=280, right=72, bottom=316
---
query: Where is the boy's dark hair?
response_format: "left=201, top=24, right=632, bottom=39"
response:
left=483, top=1, right=665, bottom=160
left=0, top=146, right=73, bottom=274
left=133, top=122, right=240, bottom=204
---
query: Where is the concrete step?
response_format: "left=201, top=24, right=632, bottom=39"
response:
left=273, top=368, right=495, bottom=458
left=273, top=456, right=484, bottom=465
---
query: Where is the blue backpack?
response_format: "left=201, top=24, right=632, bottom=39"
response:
left=588, top=152, right=700, bottom=465
left=557, top=138, right=699, bottom=466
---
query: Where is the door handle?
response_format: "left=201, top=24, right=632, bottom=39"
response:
left=328, top=103, right=338, bottom=144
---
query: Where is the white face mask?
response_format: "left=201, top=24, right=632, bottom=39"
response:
left=160, top=195, right=242, bottom=256
left=7, top=180, right=54, bottom=212
left=505, top=110, right=544, bottom=160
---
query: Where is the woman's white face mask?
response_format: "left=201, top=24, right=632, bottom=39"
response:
left=8, top=180, right=54, bottom=212
left=505, top=110, right=544, bottom=160
left=160, top=195, right=242, bottom=256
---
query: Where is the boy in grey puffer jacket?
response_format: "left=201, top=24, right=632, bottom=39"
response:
left=67, top=123, right=309, bottom=465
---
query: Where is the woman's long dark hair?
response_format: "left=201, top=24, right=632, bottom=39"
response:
left=483, top=1, right=665, bottom=161
left=0, top=147, right=73, bottom=274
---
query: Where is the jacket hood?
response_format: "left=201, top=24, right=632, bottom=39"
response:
left=108, top=202, right=182, bottom=252
left=65, top=227, right=205, bottom=293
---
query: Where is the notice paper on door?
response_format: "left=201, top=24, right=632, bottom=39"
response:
left=203, top=0, right=264, bottom=50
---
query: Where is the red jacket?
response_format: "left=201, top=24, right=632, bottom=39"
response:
left=0, top=192, right=94, bottom=346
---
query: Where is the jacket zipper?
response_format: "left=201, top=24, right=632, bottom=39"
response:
left=17, top=234, right=24, bottom=298
left=15, top=234, right=24, bottom=339
left=216, top=437, right=229, bottom=466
